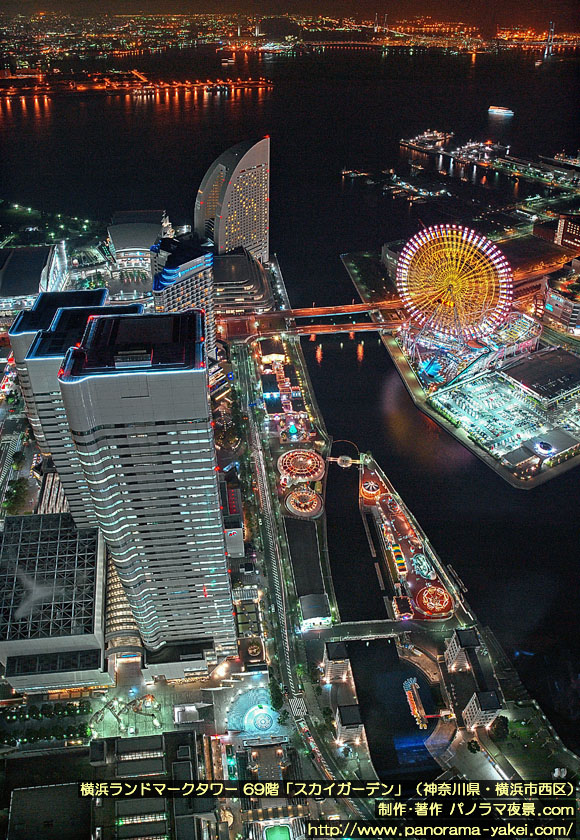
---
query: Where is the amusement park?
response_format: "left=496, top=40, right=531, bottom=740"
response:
left=359, top=461, right=456, bottom=623
left=384, top=223, right=580, bottom=485
left=395, top=224, right=535, bottom=389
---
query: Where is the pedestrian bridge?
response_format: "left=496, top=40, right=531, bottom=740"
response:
left=304, top=617, right=456, bottom=641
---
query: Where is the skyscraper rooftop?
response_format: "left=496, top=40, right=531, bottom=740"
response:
left=151, top=235, right=210, bottom=284
left=61, top=310, right=206, bottom=378
left=0, top=514, right=102, bottom=648
left=27, top=304, right=143, bottom=358
left=8, top=289, right=108, bottom=336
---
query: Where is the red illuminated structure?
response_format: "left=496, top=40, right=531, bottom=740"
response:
left=285, top=487, right=323, bottom=518
left=360, top=463, right=455, bottom=622
left=415, top=585, right=454, bottom=617
left=277, top=449, right=326, bottom=483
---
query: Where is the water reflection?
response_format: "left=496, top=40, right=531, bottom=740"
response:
left=379, top=369, right=471, bottom=472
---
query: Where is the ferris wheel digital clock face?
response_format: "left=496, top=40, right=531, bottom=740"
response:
left=396, top=224, right=513, bottom=340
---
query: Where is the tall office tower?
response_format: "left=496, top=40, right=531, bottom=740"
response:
left=23, top=301, right=143, bottom=528
left=151, top=234, right=216, bottom=357
left=9, top=290, right=107, bottom=451
left=58, top=311, right=237, bottom=663
left=194, top=137, right=270, bottom=264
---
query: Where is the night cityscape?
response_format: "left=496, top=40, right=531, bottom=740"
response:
left=0, top=2, right=579, bottom=838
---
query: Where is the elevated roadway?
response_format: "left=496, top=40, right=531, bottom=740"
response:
left=217, top=299, right=404, bottom=340
left=277, top=300, right=401, bottom=318
left=264, top=320, right=400, bottom=337
left=220, top=319, right=402, bottom=340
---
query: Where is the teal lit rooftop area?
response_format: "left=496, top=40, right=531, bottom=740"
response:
left=264, top=824, right=292, bottom=840
left=428, top=356, right=580, bottom=482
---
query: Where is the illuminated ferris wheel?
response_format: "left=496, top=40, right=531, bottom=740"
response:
left=396, top=225, right=513, bottom=340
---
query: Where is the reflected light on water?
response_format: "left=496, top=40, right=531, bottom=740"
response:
left=380, top=371, right=472, bottom=472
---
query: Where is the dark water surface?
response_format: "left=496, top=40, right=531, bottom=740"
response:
left=347, top=639, right=440, bottom=780
left=1, top=48, right=579, bottom=745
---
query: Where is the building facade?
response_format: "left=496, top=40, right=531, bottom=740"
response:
left=8, top=290, right=107, bottom=451
left=544, top=286, right=580, bottom=336
left=213, top=248, right=274, bottom=316
left=554, top=215, right=580, bottom=249
left=39, top=241, right=68, bottom=293
left=335, top=704, right=364, bottom=744
left=462, top=690, right=501, bottom=730
left=24, top=300, right=143, bottom=528
left=151, top=235, right=216, bottom=357
left=322, top=641, right=350, bottom=683
left=444, top=627, right=481, bottom=672
left=194, top=137, right=270, bottom=264
left=58, top=311, right=236, bottom=663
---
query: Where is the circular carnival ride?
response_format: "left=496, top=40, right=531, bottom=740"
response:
left=396, top=224, right=513, bottom=340
left=415, top=584, right=453, bottom=618
left=277, top=449, right=325, bottom=484
left=361, top=478, right=381, bottom=501
left=285, top=487, right=323, bottom=518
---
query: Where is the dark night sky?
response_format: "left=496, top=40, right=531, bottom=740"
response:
left=4, top=0, right=580, bottom=30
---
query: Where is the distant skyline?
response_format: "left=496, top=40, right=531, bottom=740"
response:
left=2, top=0, right=580, bottom=30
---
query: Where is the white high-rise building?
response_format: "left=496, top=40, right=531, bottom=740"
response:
left=23, top=300, right=143, bottom=528
left=194, top=137, right=270, bottom=264
left=9, top=290, right=108, bottom=451
left=58, top=311, right=237, bottom=662
left=463, top=690, right=501, bottom=730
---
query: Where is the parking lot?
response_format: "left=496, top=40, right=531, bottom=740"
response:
left=431, top=372, right=580, bottom=457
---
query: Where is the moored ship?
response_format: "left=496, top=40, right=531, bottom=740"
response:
left=400, top=130, right=454, bottom=152
left=539, top=150, right=580, bottom=171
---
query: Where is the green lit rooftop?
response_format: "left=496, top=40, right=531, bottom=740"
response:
left=264, top=825, right=292, bottom=840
